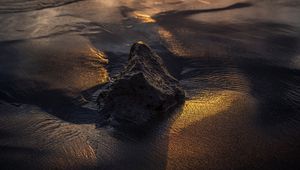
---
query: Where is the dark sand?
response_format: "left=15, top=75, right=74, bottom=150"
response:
left=0, top=0, right=300, bottom=169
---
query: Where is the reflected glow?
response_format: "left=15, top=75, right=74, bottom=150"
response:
left=198, top=0, right=211, bottom=5
left=86, top=46, right=109, bottom=64
left=158, top=27, right=191, bottom=56
left=12, top=36, right=110, bottom=92
left=79, top=45, right=109, bottom=85
left=133, top=12, right=156, bottom=23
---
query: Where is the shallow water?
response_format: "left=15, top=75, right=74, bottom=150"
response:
left=0, top=0, right=300, bottom=169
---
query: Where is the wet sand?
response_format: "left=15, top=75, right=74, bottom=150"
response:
left=0, top=0, right=300, bottom=169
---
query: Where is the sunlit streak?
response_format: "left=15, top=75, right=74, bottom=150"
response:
left=133, top=12, right=156, bottom=23
left=170, top=90, right=241, bottom=133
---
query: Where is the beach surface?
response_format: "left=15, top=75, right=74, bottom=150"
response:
left=0, top=0, right=300, bottom=169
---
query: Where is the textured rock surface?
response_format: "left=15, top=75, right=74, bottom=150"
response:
left=97, top=42, right=185, bottom=128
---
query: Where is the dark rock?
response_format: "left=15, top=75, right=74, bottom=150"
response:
left=97, top=41, right=185, bottom=128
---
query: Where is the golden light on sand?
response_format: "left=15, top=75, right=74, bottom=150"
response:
left=166, top=89, right=257, bottom=170
left=170, top=90, right=241, bottom=133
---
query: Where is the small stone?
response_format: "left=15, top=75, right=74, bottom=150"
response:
left=97, top=41, right=185, bottom=128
